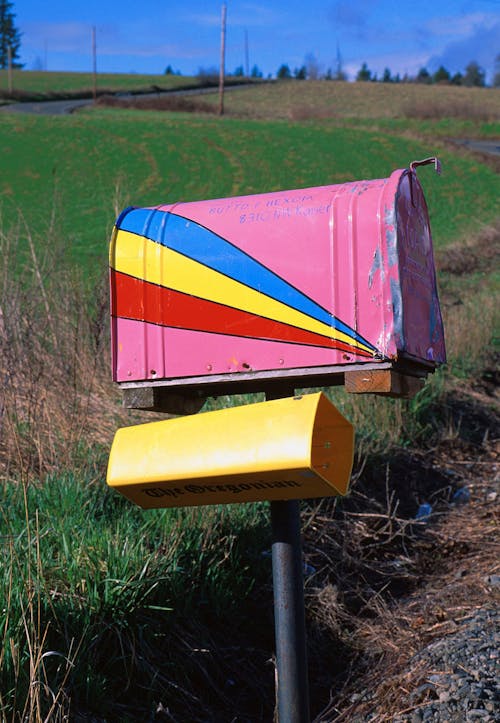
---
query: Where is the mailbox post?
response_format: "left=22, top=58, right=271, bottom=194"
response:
left=107, top=160, right=445, bottom=721
left=271, top=497, right=310, bottom=722
left=265, top=385, right=310, bottom=723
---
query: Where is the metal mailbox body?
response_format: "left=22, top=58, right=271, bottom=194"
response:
left=110, top=167, right=445, bottom=396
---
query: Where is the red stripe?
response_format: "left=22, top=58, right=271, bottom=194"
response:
left=110, top=270, right=372, bottom=358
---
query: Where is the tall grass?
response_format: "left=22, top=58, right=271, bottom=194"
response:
left=0, top=214, right=112, bottom=480
left=437, top=222, right=500, bottom=380
left=0, top=200, right=497, bottom=718
left=0, top=215, right=273, bottom=719
left=0, top=471, right=270, bottom=719
left=196, top=80, right=500, bottom=123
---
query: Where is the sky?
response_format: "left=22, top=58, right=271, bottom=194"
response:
left=14, top=1, right=500, bottom=83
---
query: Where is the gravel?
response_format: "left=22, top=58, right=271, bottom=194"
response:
left=393, top=607, right=499, bottom=722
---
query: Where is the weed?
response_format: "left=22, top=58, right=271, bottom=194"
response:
left=95, top=94, right=216, bottom=114
left=0, top=472, right=270, bottom=718
left=195, top=80, right=500, bottom=124
left=0, top=220, right=114, bottom=480
left=400, top=96, right=497, bottom=122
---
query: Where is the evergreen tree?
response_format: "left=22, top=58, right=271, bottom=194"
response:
left=463, top=61, right=485, bottom=87
left=382, top=67, right=392, bottom=83
left=432, top=65, right=451, bottom=84
left=356, top=62, right=371, bottom=81
left=277, top=63, right=291, bottom=79
left=0, top=0, right=22, bottom=69
left=416, top=67, right=431, bottom=84
left=450, top=72, right=464, bottom=86
left=494, top=53, right=500, bottom=88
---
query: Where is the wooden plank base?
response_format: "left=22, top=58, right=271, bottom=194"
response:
left=122, top=387, right=206, bottom=415
left=344, top=370, right=424, bottom=399
left=120, top=361, right=431, bottom=412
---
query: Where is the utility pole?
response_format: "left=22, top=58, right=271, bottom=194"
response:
left=7, top=46, right=12, bottom=95
left=245, top=28, right=249, bottom=77
left=92, top=26, right=97, bottom=102
left=218, top=3, right=227, bottom=116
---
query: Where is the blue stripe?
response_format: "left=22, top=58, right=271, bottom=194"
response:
left=117, top=207, right=377, bottom=351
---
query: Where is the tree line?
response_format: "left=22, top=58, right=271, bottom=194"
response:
left=276, top=57, right=500, bottom=87
left=354, top=60, right=490, bottom=87
left=238, top=56, right=499, bottom=87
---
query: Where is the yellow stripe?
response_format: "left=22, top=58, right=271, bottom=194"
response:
left=111, top=228, right=372, bottom=353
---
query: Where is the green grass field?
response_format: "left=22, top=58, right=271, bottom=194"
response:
left=0, top=69, right=197, bottom=97
left=0, top=106, right=498, bottom=272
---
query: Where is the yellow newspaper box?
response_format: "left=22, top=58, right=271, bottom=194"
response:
left=107, top=392, right=354, bottom=508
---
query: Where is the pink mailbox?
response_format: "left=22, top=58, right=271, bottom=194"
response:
left=109, top=160, right=445, bottom=412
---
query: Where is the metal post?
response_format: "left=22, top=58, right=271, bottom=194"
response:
left=91, top=26, right=97, bottom=103
left=7, top=46, right=12, bottom=95
left=267, top=388, right=310, bottom=723
left=218, top=3, right=227, bottom=116
left=244, top=28, right=249, bottom=78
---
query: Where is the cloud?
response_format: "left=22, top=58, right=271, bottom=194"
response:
left=21, top=19, right=211, bottom=66
left=427, top=20, right=500, bottom=79
left=185, top=3, right=282, bottom=30
left=22, top=21, right=91, bottom=52
left=340, top=10, right=495, bottom=81
left=424, top=11, right=499, bottom=38
left=329, top=1, right=368, bottom=29
left=183, top=11, right=221, bottom=29
left=235, top=3, right=283, bottom=27
left=99, top=43, right=207, bottom=61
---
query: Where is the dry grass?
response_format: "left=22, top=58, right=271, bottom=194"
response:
left=84, top=81, right=500, bottom=127
left=443, top=287, right=498, bottom=383
left=436, top=219, right=500, bottom=276
left=192, top=81, right=500, bottom=122
left=0, top=223, right=122, bottom=481
left=302, top=221, right=500, bottom=721
left=95, top=93, right=216, bottom=114
left=436, top=218, right=500, bottom=386
left=315, top=449, right=499, bottom=721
